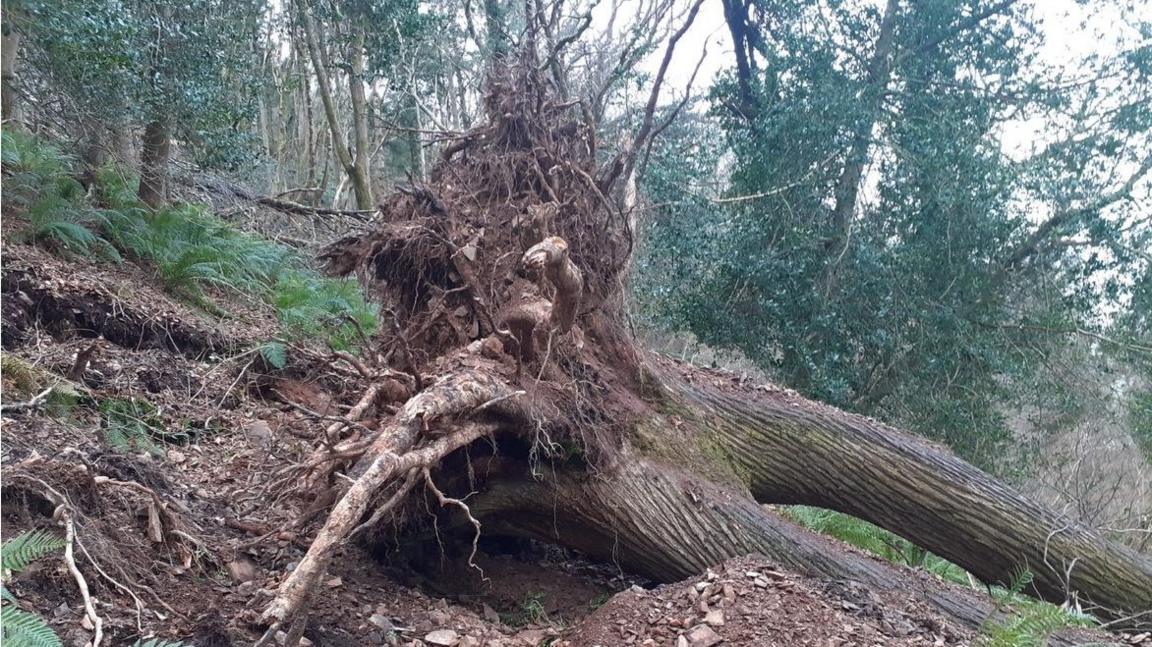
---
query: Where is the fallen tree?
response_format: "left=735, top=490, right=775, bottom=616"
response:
left=256, top=41, right=1152, bottom=642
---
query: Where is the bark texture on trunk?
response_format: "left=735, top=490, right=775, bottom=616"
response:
left=2, top=20, right=22, bottom=124
left=472, top=459, right=999, bottom=632
left=672, top=379, right=1152, bottom=622
left=456, top=372, right=1151, bottom=630
left=138, top=119, right=172, bottom=208
left=297, top=4, right=372, bottom=211
left=347, top=27, right=373, bottom=211
left=825, top=0, right=898, bottom=266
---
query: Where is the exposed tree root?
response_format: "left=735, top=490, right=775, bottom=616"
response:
left=259, top=371, right=520, bottom=627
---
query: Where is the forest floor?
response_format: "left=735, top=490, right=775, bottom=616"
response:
left=1, top=230, right=1141, bottom=647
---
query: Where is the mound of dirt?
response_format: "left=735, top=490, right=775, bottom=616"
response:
left=562, top=556, right=974, bottom=647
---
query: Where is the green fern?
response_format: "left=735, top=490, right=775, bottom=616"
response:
left=975, top=569, right=1095, bottom=647
left=1, top=605, right=62, bottom=647
left=259, top=342, right=288, bottom=369
left=1, top=531, right=65, bottom=574
left=99, top=397, right=168, bottom=455
left=1, top=530, right=65, bottom=647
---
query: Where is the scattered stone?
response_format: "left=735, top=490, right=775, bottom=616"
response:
left=685, top=624, right=722, bottom=647
left=370, top=614, right=395, bottom=632
left=703, top=610, right=725, bottom=627
left=676, top=636, right=689, bottom=647
left=481, top=603, right=501, bottom=623
left=226, top=558, right=257, bottom=583
left=273, top=631, right=313, bottom=646
left=514, top=628, right=549, bottom=645
left=167, top=449, right=186, bottom=464
left=245, top=420, right=272, bottom=447
left=424, top=629, right=460, bottom=646
left=428, top=609, right=451, bottom=625
left=325, top=576, right=343, bottom=588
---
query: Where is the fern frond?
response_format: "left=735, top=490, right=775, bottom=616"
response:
left=1, top=531, right=64, bottom=574
left=259, top=342, right=288, bottom=369
left=1, top=604, right=63, bottom=647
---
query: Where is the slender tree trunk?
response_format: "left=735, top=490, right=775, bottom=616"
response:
left=825, top=0, right=899, bottom=266
left=483, top=0, right=510, bottom=61
left=300, top=46, right=318, bottom=200
left=1, top=19, right=22, bottom=125
left=138, top=119, right=172, bottom=208
left=347, top=27, right=373, bottom=210
left=297, top=1, right=371, bottom=211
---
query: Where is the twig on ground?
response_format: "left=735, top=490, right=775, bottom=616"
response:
left=1, top=384, right=57, bottom=413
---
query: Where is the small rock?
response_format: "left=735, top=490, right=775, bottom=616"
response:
left=753, top=577, right=769, bottom=589
left=428, top=610, right=451, bottom=625
left=246, top=420, right=272, bottom=447
left=325, top=577, right=343, bottom=588
left=514, top=628, right=549, bottom=645
left=630, top=584, right=646, bottom=594
left=167, top=449, right=186, bottom=464
left=676, top=636, right=689, bottom=647
left=226, top=558, right=257, bottom=583
left=482, top=603, right=501, bottom=623
left=685, top=624, right=722, bottom=647
left=275, top=631, right=310, bottom=645
left=694, top=582, right=708, bottom=592
left=370, top=614, right=395, bottom=632
left=704, top=610, right=725, bottom=627
left=424, top=629, right=460, bottom=646
left=458, top=637, right=480, bottom=647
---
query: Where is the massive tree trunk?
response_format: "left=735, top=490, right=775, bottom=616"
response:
left=451, top=368, right=1152, bottom=624
left=257, top=47, right=1152, bottom=645
left=138, top=119, right=172, bottom=208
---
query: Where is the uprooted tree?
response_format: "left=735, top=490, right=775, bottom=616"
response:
left=255, top=42, right=1152, bottom=642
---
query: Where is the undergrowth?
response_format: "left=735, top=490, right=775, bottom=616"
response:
left=782, top=507, right=1097, bottom=646
left=975, top=569, right=1095, bottom=647
left=1, top=130, right=377, bottom=355
left=782, top=506, right=968, bottom=584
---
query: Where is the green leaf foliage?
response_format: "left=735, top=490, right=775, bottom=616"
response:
left=636, top=0, right=1152, bottom=470
left=0, top=531, right=64, bottom=575
left=1, top=605, right=62, bottom=647
left=259, top=342, right=288, bottom=370
left=99, top=397, right=169, bottom=455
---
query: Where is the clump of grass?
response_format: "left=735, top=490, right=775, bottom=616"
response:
left=499, top=592, right=550, bottom=627
left=0, top=354, right=83, bottom=418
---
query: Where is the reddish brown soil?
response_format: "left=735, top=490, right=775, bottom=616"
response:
left=562, top=556, right=975, bottom=647
left=3, top=237, right=1142, bottom=647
